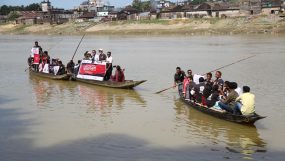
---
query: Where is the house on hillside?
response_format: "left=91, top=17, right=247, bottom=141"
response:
left=261, top=0, right=283, bottom=14
left=0, top=15, right=7, bottom=23
left=240, top=0, right=262, bottom=15
left=76, top=12, right=96, bottom=22
left=15, top=11, right=43, bottom=25
left=184, top=2, right=240, bottom=18
left=117, top=6, right=140, bottom=20
left=159, top=5, right=185, bottom=19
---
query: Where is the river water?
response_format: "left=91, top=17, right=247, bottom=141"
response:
left=0, top=34, right=284, bottom=161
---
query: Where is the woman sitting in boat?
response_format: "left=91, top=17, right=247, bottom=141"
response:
left=111, top=65, right=125, bottom=82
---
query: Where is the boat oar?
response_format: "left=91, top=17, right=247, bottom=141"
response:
left=71, top=34, right=86, bottom=61
left=155, top=54, right=256, bottom=94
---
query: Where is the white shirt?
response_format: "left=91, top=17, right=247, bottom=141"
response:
left=193, top=74, right=203, bottom=84
left=93, top=54, right=99, bottom=62
left=42, top=64, right=49, bottom=73
left=106, top=56, right=113, bottom=64
left=235, top=87, right=243, bottom=96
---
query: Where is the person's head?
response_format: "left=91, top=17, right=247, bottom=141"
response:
left=84, top=51, right=88, bottom=57
left=206, top=72, right=212, bottom=80
left=215, top=71, right=222, bottom=79
left=70, top=60, right=74, bottom=63
left=35, top=41, right=38, bottom=46
left=58, top=61, right=62, bottom=65
left=176, top=67, right=181, bottom=73
left=231, top=82, right=238, bottom=89
left=224, top=81, right=230, bottom=89
left=99, top=49, right=103, bottom=53
left=116, top=65, right=121, bottom=71
left=78, top=60, right=81, bottom=64
left=228, top=82, right=236, bottom=90
left=92, top=50, right=96, bottom=55
left=212, top=84, right=219, bottom=91
left=87, top=52, right=92, bottom=58
left=44, top=51, right=48, bottom=55
left=199, top=77, right=204, bottom=83
left=188, top=75, right=193, bottom=81
left=107, top=51, right=111, bottom=57
left=187, top=69, right=192, bottom=76
left=243, top=86, right=250, bottom=93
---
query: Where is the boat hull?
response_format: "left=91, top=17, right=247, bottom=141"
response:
left=179, top=92, right=266, bottom=125
left=75, top=78, right=146, bottom=89
left=29, top=69, right=71, bottom=80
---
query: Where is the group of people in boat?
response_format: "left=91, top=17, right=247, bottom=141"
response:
left=174, top=67, right=255, bottom=116
left=28, top=41, right=66, bottom=75
left=28, top=41, right=125, bottom=82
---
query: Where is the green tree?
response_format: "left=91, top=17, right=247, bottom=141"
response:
left=132, top=0, right=142, bottom=11
left=7, top=11, right=20, bottom=21
left=0, top=5, right=10, bottom=15
left=25, top=3, right=41, bottom=11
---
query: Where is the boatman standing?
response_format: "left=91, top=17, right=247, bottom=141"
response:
left=104, top=51, right=113, bottom=81
left=30, top=41, right=42, bottom=71
left=174, top=67, right=186, bottom=93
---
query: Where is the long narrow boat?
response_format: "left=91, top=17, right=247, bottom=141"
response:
left=178, top=92, right=266, bottom=125
left=29, top=69, right=71, bottom=80
left=75, top=78, right=146, bottom=89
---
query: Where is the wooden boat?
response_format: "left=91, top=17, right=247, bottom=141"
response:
left=178, top=92, right=266, bottom=125
left=29, top=69, right=71, bottom=80
left=75, top=78, right=146, bottom=89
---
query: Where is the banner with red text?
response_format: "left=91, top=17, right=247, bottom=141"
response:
left=77, top=60, right=106, bottom=81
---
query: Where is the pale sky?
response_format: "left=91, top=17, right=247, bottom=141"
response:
left=0, top=0, right=135, bottom=9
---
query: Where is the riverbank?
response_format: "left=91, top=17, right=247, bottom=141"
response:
left=1, top=15, right=285, bottom=35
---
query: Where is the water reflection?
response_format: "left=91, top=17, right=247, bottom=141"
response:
left=29, top=76, right=146, bottom=112
left=173, top=96, right=266, bottom=159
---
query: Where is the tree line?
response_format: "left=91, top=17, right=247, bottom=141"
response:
left=0, top=3, right=41, bottom=15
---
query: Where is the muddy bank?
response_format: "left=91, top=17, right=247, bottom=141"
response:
left=1, top=15, right=285, bottom=35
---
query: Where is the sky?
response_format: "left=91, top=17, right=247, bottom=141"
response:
left=0, top=0, right=134, bottom=9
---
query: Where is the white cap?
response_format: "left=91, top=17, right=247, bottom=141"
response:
left=99, top=48, right=103, bottom=51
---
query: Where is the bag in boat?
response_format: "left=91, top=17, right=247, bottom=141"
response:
left=77, top=60, right=106, bottom=81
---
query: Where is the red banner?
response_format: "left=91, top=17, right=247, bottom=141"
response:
left=79, top=63, right=106, bottom=77
left=33, top=54, right=40, bottom=64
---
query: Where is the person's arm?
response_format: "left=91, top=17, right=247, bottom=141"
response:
left=235, top=95, right=242, bottom=102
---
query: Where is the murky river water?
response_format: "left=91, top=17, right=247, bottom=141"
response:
left=0, top=34, right=285, bottom=161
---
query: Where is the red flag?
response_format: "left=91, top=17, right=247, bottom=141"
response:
left=33, top=54, right=40, bottom=64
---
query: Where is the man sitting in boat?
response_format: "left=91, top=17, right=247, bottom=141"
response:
left=183, top=76, right=196, bottom=101
left=57, top=61, right=66, bottom=75
left=191, top=77, right=205, bottom=104
left=73, top=60, right=81, bottom=75
left=99, top=49, right=107, bottom=61
left=218, top=82, right=239, bottom=113
left=111, top=65, right=125, bottom=82
left=205, top=84, right=220, bottom=107
left=234, top=86, right=255, bottom=115
left=203, top=72, right=213, bottom=99
left=91, top=50, right=99, bottom=63
left=66, top=60, right=75, bottom=74
left=173, top=67, right=186, bottom=93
